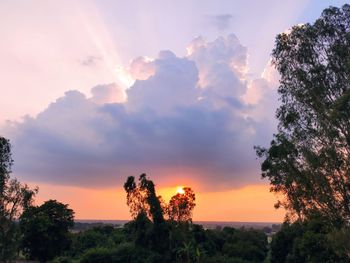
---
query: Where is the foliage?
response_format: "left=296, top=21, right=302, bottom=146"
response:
left=20, top=199, right=74, bottom=262
left=70, top=225, right=123, bottom=256
left=255, top=4, right=350, bottom=224
left=0, top=137, right=38, bottom=261
left=168, top=187, right=196, bottom=222
left=270, top=217, right=349, bottom=263
left=122, top=174, right=268, bottom=262
left=327, top=226, right=350, bottom=259
left=124, top=174, right=164, bottom=225
left=123, top=212, right=153, bottom=247
left=80, top=242, right=162, bottom=263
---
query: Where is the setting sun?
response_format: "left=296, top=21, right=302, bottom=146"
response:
left=176, top=186, right=185, bottom=195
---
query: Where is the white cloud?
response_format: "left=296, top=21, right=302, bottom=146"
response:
left=91, top=83, right=126, bottom=104
left=128, top=56, right=156, bottom=80
left=187, top=34, right=248, bottom=99
left=4, top=35, right=279, bottom=191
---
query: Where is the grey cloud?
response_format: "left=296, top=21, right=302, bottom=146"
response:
left=126, top=50, right=199, bottom=113
left=79, top=55, right=102, bottom=67
left=207, top=14, right=233, bottom=31
left=5, top=35, right=278, bottom=191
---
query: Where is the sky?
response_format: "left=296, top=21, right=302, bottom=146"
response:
left=0, top=0, right=348, bottom=222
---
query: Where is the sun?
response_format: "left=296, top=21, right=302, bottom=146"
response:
left=176, top=186, right=185, bottom=195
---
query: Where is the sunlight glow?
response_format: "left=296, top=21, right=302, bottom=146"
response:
left=176, top=186, right=185, bottom=195
left=115, top=66, right=135, bottom=88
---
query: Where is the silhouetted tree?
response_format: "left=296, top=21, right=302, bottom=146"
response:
left=256, top=4, right=350, bottom=224
left=0, top=137, right=37, bottom=261
left=124, top=174, right=164, bottom=224
left=20, top=199, right=74, bottom=263
left=168, top=187, right=196, bottom=222
left=124, top=174, right=169, bottom=254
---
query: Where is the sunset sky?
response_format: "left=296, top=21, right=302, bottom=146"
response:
left=0, top=0, right=347, bottom=222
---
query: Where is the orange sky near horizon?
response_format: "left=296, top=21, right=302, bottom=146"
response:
left=32, top=182, right=285, bottom=222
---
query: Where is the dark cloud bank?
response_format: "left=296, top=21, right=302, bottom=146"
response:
left=5, top=35, right=279, bottom=190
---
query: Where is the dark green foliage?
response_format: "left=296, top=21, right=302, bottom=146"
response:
left=80, top=243, right=162, bottom=263
left=256, top=4, right=350, bottom=224
left=67, top=220, right=268, bottom=263
left=0, top=137, right=12, bottom=193
left=124, top=174, right=170, bottom=254
left=203, top=255, right=251, bottom=263
left=270, top=217, right=350, bottom=263
left=50, top=256, right=74, bottom=263
left=0, top=219, right=19, bottom=262
left=71, top=225, right=123, bottom=256
left=123, top=212, right=153, bottom=247
left=327, top=226, right=350, bottom=258
left=221, top=227, right=268, bottom=262
left=20, top=199, right=74, bottom=262
left=80, top=247, right=116, bottom=263
left=122, top=174, right=268, bottom=262
left=0, top=137, right=37, bottom=261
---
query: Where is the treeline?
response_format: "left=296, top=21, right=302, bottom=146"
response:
left=69, top=220, right=268, bottom=263
left=0, top=145, right=269, bottom=263
left=2, top=3, right=350, bottom=263
left=1, top=142, right=349, bottom=262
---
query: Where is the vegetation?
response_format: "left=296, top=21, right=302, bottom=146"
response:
left=255, top=3, right=350, bottom=262
left=0, top=137, right=38, bottom=261
left=20, top=200, right=74, bottom=262
left=256, top=4, right=350, bottom=225
left=69, top=221, right=268, bottom=263
left=167, top=187, right=196, bottom=222
left=0, top=140, right=269, bottom=262
left=120, top=174, right=268, bottom=262
left=2, top=4, right=350, bottom=263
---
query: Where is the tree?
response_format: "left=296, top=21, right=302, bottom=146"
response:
left=167, top=187, right=196, bottom=222
left=20, top=199, right=74, bottom=262
left=256, top=4, right=350, bottom=224
left=124, top=174, right=170, bottom=254
left=270, top=217, right=348, bottom=263
left=124, top=174, right=164, bottom=225
left=0, top=137, right=37, bottom=261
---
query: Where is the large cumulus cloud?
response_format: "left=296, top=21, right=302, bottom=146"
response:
left=4, top=34, right=279, bottom=190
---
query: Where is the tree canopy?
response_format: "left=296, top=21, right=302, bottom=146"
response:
left=124, top=173, right=164, bottom=225
left=0, top=137, right=38, bottom=261
left=256, top=4, right=350, bottom=224
left=20, top=199, right=74, bottom=262
left=168, top=187, right=196, bottom=222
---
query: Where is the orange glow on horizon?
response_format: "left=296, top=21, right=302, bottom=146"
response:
left=30, top=182, right=285, bottom=222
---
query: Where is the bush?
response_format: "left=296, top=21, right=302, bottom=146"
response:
left=79, top=242, right=162, bottom=263
left=80, top=247, right=115, bottom=263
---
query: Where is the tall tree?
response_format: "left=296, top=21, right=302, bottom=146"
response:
left=167, top=187, right=196, bottom=222
left=20, top=199, right=74, bottom=263
left=256, top=4, right=350, bottom=224
left=0, top=137, right=37, bottom=261
left=124, top=174, right=168, bottom=253
left=124, top=174, right=164, bottom=224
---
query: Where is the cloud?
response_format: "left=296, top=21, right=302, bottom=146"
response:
left=126, top=50, right=199, bottom=113
left=4, top=35, right=279, bottom=191
left=79, top=55, right=102, bottom=67
left=187, top=34, right=248, bottom=105
left=207, top=14, right=233, bottom=31
left=91, top=83, right=126, bottom=104
left=128, top=56, right=156, bottom=80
